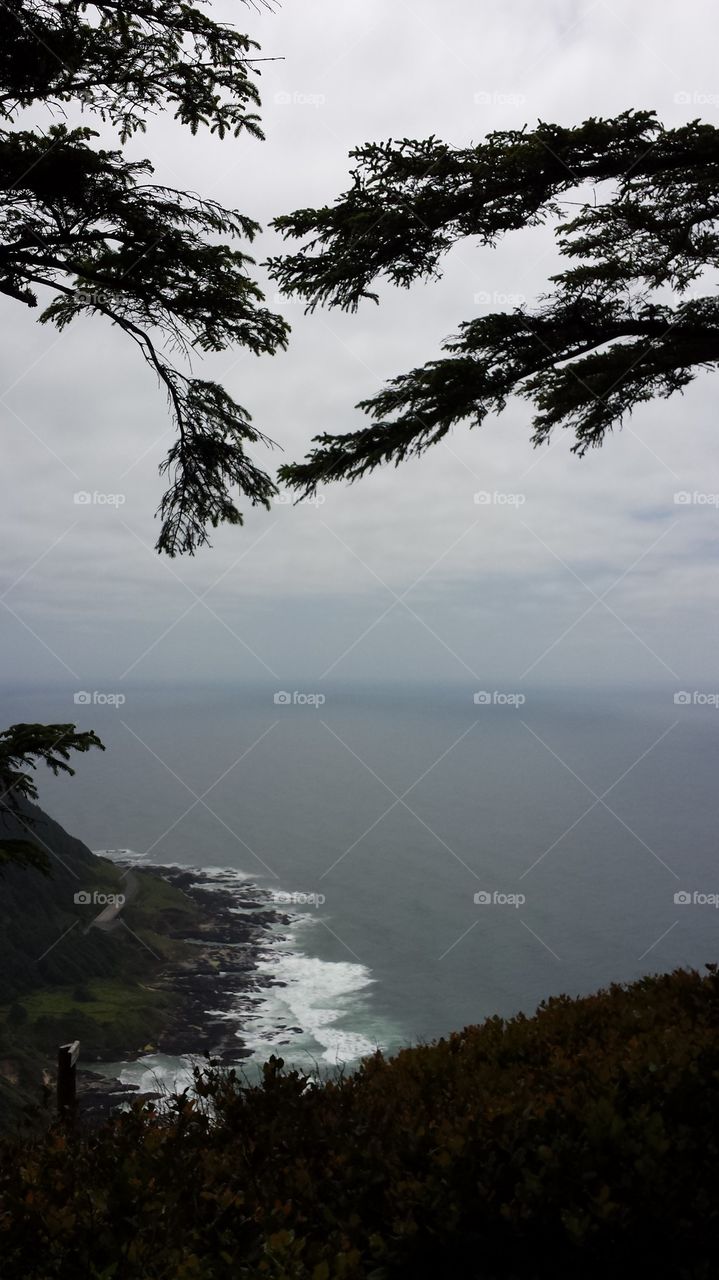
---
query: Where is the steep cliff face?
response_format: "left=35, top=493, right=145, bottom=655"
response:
left=0, top=801, right=203, bottom=1124
left=0, top=801, right=141, bottom=1003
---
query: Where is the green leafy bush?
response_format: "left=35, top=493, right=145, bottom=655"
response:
left=1, top=966, right=718, bottom=1278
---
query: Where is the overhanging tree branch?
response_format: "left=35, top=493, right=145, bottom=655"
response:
left=0, top=2, right=289, bottom=552
left=268, top=111, right=719, bottom=493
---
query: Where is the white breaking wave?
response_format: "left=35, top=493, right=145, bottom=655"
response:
left=241, top=924, right=381, bottom=1066
left=186, top=865, right=261, bottom=891
left=94, top=847, right=145, bottom=861
left=94, top=852, right=259, bottom=884
left=96, top=1053, right=196, bottom=1096
left=94, top=859, right=390, bottom=1084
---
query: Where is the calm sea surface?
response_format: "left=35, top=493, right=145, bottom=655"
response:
left=3, top=681, right=718, bottom=1083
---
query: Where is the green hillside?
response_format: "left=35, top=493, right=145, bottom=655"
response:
left=0, top=802, right=203, bottom=1123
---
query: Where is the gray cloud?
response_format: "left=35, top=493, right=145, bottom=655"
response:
left=1, top=0, right=718, bottom=693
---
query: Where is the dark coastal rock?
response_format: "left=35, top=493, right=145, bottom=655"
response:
left=76, top=1071, right=162, bottom=1127
left=109, top=863, right=289, bottom=1073
left=56, top=862, right=299, bottom=1127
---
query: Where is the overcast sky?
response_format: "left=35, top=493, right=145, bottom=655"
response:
left=1, top=0, right=717, bottom=694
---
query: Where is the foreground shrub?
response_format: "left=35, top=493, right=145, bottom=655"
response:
left=1, top=966, right=718, bottom=1278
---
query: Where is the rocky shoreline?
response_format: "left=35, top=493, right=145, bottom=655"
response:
left=78, top=864, right=293, bottom=1122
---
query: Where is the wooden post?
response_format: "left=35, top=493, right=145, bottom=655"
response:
left=57, top=1040, right=80, bottom=1122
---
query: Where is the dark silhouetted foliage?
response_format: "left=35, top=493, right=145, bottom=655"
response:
left=0, top=725, right=103, bottom=873
left=269, top=111, right=719, bottom=495
left=1, top=966, right=718, bottom=1277
left=0, top=0, right=288, bottom=554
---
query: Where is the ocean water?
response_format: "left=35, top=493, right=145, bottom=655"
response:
left=3, top=680, right=718, bottom=1087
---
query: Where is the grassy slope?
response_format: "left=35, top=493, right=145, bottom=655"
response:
left=0, top=803, right=204, bottom=1124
